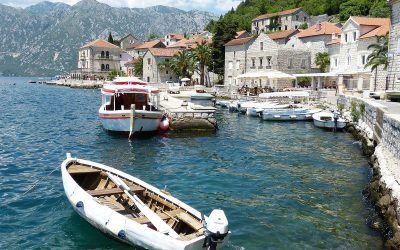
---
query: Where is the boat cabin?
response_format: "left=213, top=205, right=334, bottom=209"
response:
left=101, top=85, right=161, bottom=112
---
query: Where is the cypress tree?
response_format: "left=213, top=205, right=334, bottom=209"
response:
left=108, top=32, right=114, bottom=44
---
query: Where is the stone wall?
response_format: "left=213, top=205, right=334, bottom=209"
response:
left=382, top=114, right=400, bottom=158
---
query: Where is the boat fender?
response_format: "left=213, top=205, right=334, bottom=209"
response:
left=159, top=115, right=169, bottom=131
left=76, top=201, right=84, bottom=208
left=118, top=230, right=126, bottom=239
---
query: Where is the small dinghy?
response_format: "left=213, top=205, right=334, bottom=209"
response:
left=61, top=154, right=230, bottom=250
left=312, top=111, right=347, bottom=130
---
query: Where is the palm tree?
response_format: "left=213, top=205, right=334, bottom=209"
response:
left=193, top=42, right=212, bottom=86
left=169, top=50, right=196, bottom=79
left=133, top=57, right=143, bottom=78
left=365, top=33, right=389, bottom=91
left=315, top=52, right=330, bottom=73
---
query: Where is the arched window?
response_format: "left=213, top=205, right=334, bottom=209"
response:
left=106, top=51, right=110, bottom=58
left=101, top=64, right=105, bottom=70
left=106, top=64, right=109, bottom=70
left=101, top=51, right=105, bottom=58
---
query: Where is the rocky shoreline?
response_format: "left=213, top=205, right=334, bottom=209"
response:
left=346, top=122, right=400, bottom=249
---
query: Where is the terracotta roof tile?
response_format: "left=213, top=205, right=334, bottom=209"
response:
left=297, top=22, right=341, bottom=38
left=81, top=39, right=120, bottom=49
left=148, top=48, right=182, bottom=57
left=134, top=39, right=166, bottom=49
left=267, top=29, right=299, bottom=40
left=225, top=36, right=254, bottom=46
left=351, top=16, right=390, bottom=26
left=253, top=8, right=302, bottom=21
left=167, top=36, right=211, bottom=49
left=326, top=38, right=341, bottom=45
left=235, top=30, right=251, bottom=39
left=126, top=42, right=144, bottom=49
left=360, top=24, right=390, bottom=39
left=167, top=33, right=184, bottom=40
left=125, top=57, right=142, bottom=65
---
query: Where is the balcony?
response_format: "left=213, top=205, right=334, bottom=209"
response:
left=97, top=55, right=118, bottom=60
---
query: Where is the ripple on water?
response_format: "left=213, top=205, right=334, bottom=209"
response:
left=0, top=78, right=383, bottom=249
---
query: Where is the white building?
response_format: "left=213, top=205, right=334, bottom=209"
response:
left=164, top=33, right=184, bottom=46
left=327, top=16, right=390, bottom=91
left=142, top=48, right=181, bottom=83
left=71, top=39, right=122, bottom=80
left=388, top=0, right=400, bottom=90
left=252, top=7, right=310, bottom=34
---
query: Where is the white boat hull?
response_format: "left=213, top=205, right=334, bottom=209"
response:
left=61, top=157, right=229, bottom=250
left=99, top=104, right=163, bottom=132
left=262, top=108, right=321, bottom=121
left=312, top=112, right=347, bottom=129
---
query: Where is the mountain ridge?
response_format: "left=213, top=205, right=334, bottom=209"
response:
left=0, top=0, right=217, bottom=76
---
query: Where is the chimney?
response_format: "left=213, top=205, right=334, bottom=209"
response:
left=315, top=22, right=321, bottom=32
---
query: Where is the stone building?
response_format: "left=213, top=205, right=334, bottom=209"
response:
left=287, top=21, right=341, bottom=70
left=164, top=33, right=184, bottom=46
left=251, top=7, right=310, bottom=34
left=119, top=34, right=141, bottom=50
left=142, top=48, right=181, bottom=83
left=267, top=29, right=299, bottom=45
left=327, top=16, right=390, bottom=91
left=71, top=39, right=121, bottom=80
left=224, top=33, right=311, bottom=89
left=388, top=0, right=400, bottom=90
left=126, top=39, right=166, bottom=59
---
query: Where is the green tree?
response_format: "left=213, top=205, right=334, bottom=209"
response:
left=369, top=0, right=390, bottom=18
left=315, top=52, right=330, bottom=72
left=339, top=0, right=369, bottom=22
left=193, top=42, right=212, bottom=86
left=108, top=69, right=126, bottom=80
left=259, top=1, right=267, bottom=14
left=269, top=16, right=280, bottom=31
left=134, top=57, right=143, bottom=78
left=298, top=23, right=308, bottom=29
left=163, top=50, right=195, bottom=79
left=148, top=33, right=159, bottom=41
left=107, top=31, right=114, bottom=44
left=365, top=33, right=389, bottom=91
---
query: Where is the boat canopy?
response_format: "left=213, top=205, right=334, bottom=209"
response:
left=236, top=70, right=296, bottom=80
left=259, top=91, right=309, bottom=98
left=112, top=76, right=147, bottom=85
left=101, top=84, right=160, bottom=95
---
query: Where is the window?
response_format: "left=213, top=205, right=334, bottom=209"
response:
left=106, top=64, right=109, bottom=70
left=285, top=25, right=288, bottom=30
left=233, top=51, right=236, bottom=58
left=335, top=58, right=338, bottom=67
left=106, top=51, right=109, bottom=58
left=361, top=55, right=367, bottom=65
left=147, top=58, right=151, bottom=65
left=101, top=51, right=105, bottom=58
left=166, top=70, right=169, bottom=74
left=304, top=17, right=307, bottom=22
left=228, top=76, right=232, bottom=85
left=101, top=64, right=105, bottom=70
left=228, top=61, right=233, bottom=70
left=251, top=58, right=256, bottom=67
left=147, top=77, right=150, bottom=82
left=347, top=55, right=351, bottom=66
left=278, top=27, right=282, bottom=31
left=267, top=56, right=272, bottom=66
left=236, top=60, right=240, bottom=69
left=345, top=33, right=348, bottom=43
left=259, top=58, right=263, bottom=67
left=260, top=42, right=264, bottom=51
left=353, top=32, right=357, bottom=41
left=296, top=15, right=299, bottom=21
left=301, top=59, right=306, bottom=69
left=295, top=25, right=298, bottom=29
left=288, top=58, right=293, bottom=69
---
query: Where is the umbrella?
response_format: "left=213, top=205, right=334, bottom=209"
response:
left=181, top=78, right=190, bottom=82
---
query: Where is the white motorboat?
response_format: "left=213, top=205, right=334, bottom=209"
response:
left=61, top=154, right=230, bottom=250
left=312, top=111, right=347, bottom=130
left=191, top=85, right=213, bottom=100
left=99, top=77, right=164, bottom=134
left=246, top=103, right=290, bottom=117
left=216, top=100, right=231, bottom=108
left=262, top=108, right=321, bottom=121
left=228, top=101, right=239, bottom=112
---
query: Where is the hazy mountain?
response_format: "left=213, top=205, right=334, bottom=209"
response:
left=0, top=0, right=217, bottom=76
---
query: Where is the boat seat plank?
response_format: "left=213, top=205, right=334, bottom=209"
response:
left=176, top=212, right=203, bottom=231
left=68, top=164, right=101, bottom=174
left=132, top=208, right=182, bottom=224
left=88, top=185, right=145, bottom=197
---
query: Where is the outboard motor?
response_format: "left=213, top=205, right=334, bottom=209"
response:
left=203, top=209, right=229, bottom=250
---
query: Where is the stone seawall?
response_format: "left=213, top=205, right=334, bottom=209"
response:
left=340, top=95, right=400, bottom=247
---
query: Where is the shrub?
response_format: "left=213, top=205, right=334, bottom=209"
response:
left=351, top=101, right=361, bottom=122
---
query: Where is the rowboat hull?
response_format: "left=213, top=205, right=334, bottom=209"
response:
left=262, top=108, right=321, bottom=121
left=61, top=156, right=229, bottom=250
left=312, top=112, right=347, bottom=129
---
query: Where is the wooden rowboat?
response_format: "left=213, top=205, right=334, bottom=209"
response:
left=61, top=154, right=229, bottom=250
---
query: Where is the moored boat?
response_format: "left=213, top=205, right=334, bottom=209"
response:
left=61, top=154, right=230, bottom=250
left=99, top=77, right=164, bottom=134
left=262, top=108, right=321, bottom=121
left=191, top=85, right=213, bottom=100
left=312, top=111, right=347, bottom=130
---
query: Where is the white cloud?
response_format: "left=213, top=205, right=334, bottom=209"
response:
left=0, top=0, right=241, bottom=13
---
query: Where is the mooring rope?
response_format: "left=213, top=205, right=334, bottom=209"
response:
left=0, top=165, right=60, bottom=208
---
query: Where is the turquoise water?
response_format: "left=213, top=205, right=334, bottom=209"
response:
left=0, top=77, right=383, bottom=249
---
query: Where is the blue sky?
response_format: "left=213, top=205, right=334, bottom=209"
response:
left=1, top=0, right=242, bottom=14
